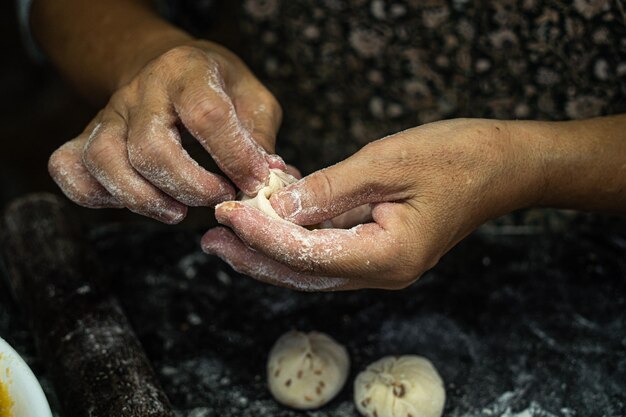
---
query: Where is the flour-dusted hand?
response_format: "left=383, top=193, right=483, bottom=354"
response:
left=48, top=40, right=283, bottom=223
left=202, top=119, right=545, bottom=290
left=202, top=116, right=626, bottom=290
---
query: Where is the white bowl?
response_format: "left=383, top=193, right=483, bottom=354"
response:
left=0, top=337, right=53, bottom=417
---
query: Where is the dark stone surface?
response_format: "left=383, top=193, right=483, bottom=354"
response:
left=1, top=213, right=625, bottom=416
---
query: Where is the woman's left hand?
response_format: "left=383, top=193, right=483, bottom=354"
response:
left=201, top=118, right=549, bottom=291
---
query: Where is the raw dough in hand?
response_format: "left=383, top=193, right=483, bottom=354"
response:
left=267, top=331, right=350, bottom=410
left=240, top=169, right=297, bottom=219
left=354, top=356, right=445, bottom=417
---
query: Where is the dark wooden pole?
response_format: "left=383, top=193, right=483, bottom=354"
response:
left=0, top=193, right=175, bottom=417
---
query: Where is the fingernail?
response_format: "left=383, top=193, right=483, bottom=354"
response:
left=271, top=188, right=301, bottom=221
left=266, top=154, right=286, bottom=170
left=162, top=206, right=187, bottom=224
left=214, top=201, right=240, bottom=224
left=215, top=201, right=240, bottom=212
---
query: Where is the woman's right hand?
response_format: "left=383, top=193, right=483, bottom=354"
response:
left=48, top=40, right=284, bottom=223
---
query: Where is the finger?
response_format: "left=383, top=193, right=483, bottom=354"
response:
left=82, top=109, right=187, bottom=224
left=230, top=72, right=285, bottom=171
left=214, top=201, right=401, bottom=279
left=49, top=137, right=123, bottom=209
left=266, top=153, right=287, bottom=171
left=171, top=69, right=271, bottom=195
left=270, top=141, right=412, bottom=225
left=201, top=227, right=350, bottom=292
left=126, top=93, right=235, bottom=207
left=231, top=78, right=282, bottom=153
left=284, top=164, right=302, bottom=179
left=325, top=204, right=373, bottom=229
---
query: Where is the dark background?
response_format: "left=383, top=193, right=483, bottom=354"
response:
left=0, top=1, right=92, bottom=207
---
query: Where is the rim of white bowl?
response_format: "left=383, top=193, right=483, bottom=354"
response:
left=0, top=337, right=53, bottom=417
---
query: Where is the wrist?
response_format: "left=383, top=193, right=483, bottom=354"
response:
left=500, top=120, right=554, bottom=210
left=462, top=119, right=550, bottom=217
left=505, top=116, right=626, bottom=213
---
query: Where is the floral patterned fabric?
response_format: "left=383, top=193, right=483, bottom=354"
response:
left=168, top=0, right=626, bottom=174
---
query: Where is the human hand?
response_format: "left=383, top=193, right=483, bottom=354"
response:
left=202, top=119, right=546, bottom=290
left=48, top=40, right=283, bottom=223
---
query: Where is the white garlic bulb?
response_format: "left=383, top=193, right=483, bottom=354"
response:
left=267, top=330, right=349, bottom=409
left=354, top=356, right=445, bottom=417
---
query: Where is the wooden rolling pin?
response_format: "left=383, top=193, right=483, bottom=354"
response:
left=0, top=193, right=174, bottom=417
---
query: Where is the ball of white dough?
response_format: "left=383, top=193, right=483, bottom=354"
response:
left=267, top=330, right=349, bottom=409
left=354, top=356, right=445, bottom=417
left=239, top=169, right=297, bottom=219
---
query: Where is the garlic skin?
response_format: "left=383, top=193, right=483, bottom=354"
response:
left=354, top=356, right=445, bottom=417
left=240, top=169, right=297, bottom=219
left=267, top=331, right=349, bottom=409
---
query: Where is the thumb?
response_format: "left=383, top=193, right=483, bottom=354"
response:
left=270, top=144, right=410, bottom=225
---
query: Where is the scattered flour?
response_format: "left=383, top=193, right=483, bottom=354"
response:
left=461, top=391, right=562, bottom=417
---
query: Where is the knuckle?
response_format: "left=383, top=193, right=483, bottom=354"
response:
left=128, top=113, right=180, bottom=173
left=159, top=45, right=203, bottom=67
left=356, top=141, right=387, bottom=172
left=359, top=137, right=403, bottom=163
left=310, top=169, right=335, bottom=207
left=127, top=138, right=158, bottom=173
left=82, top=136, right=112, bottom=170
left=252, top=131, right=275, bottom=150
left=156, top=46, right=223, bottom=80
left=186, top=98, right=231, bottom=131
left=268, top=94, right=282, bottom=114
left=127, top=144, right=146, bottom=172
left=359, top=139, right=384, bottom=157
left=149, top=47, right=189, bottom=76
left=108, top=85, right=135, bottom=110
left=259, top=91, right=282, bottom=118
